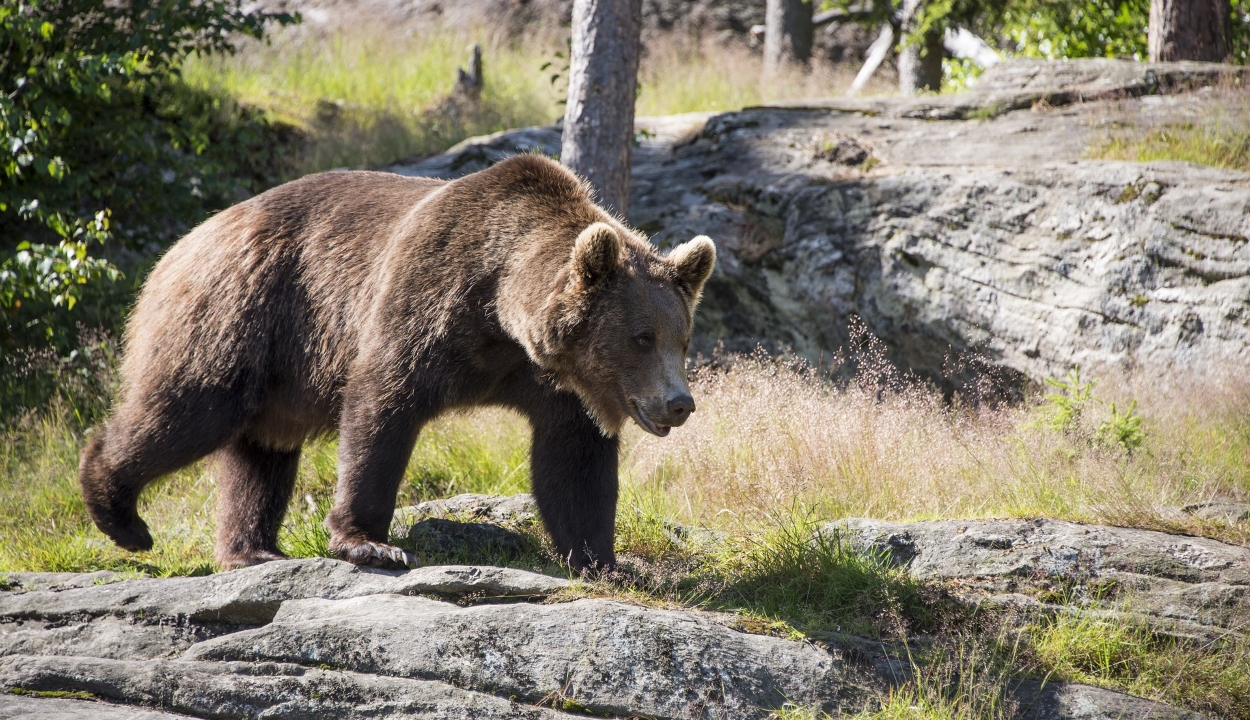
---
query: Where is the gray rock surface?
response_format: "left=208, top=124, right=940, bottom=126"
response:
left=826, top=517, right=1250, bottom=640
left=0, top=542, right=1210, bottom=719
left=390, top=59, right=1250, bottom=385
left=1011, top=680, right=1209, bottom=720
left=396, top=493, right=540, bottom=525
left=392, top=493, right=543, bottom=562
left=0, top=694, right=195, bottom=720
left=1182, top=501, right=1250, bottom=524
left=186, top=594, right=864, bottom=718
left=0, top=655, right=573, bottom=719
left=0, top=558, right=566, bottom=659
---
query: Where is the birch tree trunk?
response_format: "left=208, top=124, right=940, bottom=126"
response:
left=1149, top=0, right=1232, bottom=62
left=897, top=0, right=943, bottom=94
left=764, top=0, right=813, bottom=75
left=561, top=0, right=643, bottom=217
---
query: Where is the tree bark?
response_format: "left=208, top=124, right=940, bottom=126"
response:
left=561, top=0, right=643, bottom=216
left=897, top=0, right=943, bottom=94
left=1149, top=0, right=1232, bottom=62
left=764, top=0, right=813, bottom=75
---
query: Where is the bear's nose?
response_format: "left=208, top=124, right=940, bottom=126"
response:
left=666, top=393, right=695, bottom=424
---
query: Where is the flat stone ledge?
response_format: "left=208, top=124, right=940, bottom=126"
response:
left=0, top=655, right=577, bottom=720
left=0, top=694, right=197, bottom=719
left=0, top=558, right=568, bottom=626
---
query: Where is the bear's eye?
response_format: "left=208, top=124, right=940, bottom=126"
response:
left=634, top=333, right=654, bottom=350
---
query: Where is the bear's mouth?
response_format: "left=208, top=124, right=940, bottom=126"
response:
left=629, top=400, right=671, bottom=438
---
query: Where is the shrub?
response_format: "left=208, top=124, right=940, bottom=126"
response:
left=1, top=0, right=297, bottom=417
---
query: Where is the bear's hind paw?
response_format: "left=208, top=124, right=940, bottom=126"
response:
left=332, top=539, right=417, bottom=571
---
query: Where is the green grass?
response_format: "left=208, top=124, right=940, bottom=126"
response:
left=182, top=24, right=561, bottom=175
left=1027, top=612, right=1250, bottom=718
left=180, top=22, right=872, bottom=178
left=3, top=354, right=1249, bottom=717
left=1089, top=85, right=1250, bottom=173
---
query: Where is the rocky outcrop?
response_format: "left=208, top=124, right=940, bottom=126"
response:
left=390, top=59, right=1250, bottom=386
left=826, top=517, right=1250, bottom=642
left=0, top=549, right=1211, bottom=719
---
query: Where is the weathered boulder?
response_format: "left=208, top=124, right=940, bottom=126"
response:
left=186, top=594, right=868, bottom=718
left=0, top=534, right=1216, bottom=719
left=825, top=517, right=1250, bottom=640
left=391, top=494, right=543, bottom=563
left=0, top=655, right=571, bottom=720
left=1011, top=680, right=1209, bottom=720
left=0, top=558, right=566, bottom=659
left=395, top=493, right=539, bottom=525
left=0, top=694, right=195, bottom=720
left=389, top=59, right=1250, bottom=385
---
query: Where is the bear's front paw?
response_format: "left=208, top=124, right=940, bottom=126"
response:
left=101, top=516, right=154, bottom=553
left=331, top=539, right=417, bottom=570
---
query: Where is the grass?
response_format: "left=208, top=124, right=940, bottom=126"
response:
left=181, top=23, right=561, bottom=175
left=3, top=345, right=1249, bottom=717
left=1088, top=81, right=1250, bottom=173
left=181, top=22, right=879, bottom=178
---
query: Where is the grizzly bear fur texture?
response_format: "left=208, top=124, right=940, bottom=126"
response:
left=78, top=155, right=716, bottom=572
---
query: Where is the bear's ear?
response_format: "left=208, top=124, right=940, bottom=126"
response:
left=667, top=235, right=717, bottom=302
left=570, top=222, right=622, bottom=289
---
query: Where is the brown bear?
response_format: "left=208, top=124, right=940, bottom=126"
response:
left=78, top=154, right=716, bottom=572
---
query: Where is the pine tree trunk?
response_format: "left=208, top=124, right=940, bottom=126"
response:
left=898, top=0, right=943, bottom=94
left=764, top=0, right=813, bottom=74
left=560, top=0, right=643, bottom=216
left=1149, top=0, right=1232, bottom=62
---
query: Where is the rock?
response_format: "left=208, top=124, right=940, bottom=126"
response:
left=395, top=493, right=539, bottom=525
left=1181, top=502, right=1250, bottom=524
left=391, top=494, right=544, bottom=563
left=0, top=558, right=567, bottom=659
left=0, top=694, right=195, bottom=720
left=824, top=518, right=1250, bottom=639
left=389, top=59, right=1250, bottom=385
left=0, top=571, right=124, bottom=593
left=395, top=518, right=537, bottom=563
left=0, top=555, right=1209, bottom=720
left=1010, top=680, right=1209, bottom=720
left=0, top=655, right=572, bottom=719
left=187, top=594, right=870, bottom=719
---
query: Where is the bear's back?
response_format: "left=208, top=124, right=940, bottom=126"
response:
left=120, top=171, right=447, bottom=414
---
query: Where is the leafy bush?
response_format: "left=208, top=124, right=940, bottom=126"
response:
left=1, top=0, right=297, bottom=416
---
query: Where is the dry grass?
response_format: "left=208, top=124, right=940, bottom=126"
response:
left=621, top=349, right=1250, bottom=547
left=5, top=342, right=1249, bottom=718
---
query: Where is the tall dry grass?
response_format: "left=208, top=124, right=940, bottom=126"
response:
left=620, top=348, right=1250, bottom=545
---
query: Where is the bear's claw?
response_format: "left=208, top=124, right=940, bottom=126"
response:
left=103, top=518, right=154, bottom=553
left=332, top=539, right=417, bottom=570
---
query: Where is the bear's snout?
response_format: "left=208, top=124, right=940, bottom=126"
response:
left=665, top=393, right=695, bottom=425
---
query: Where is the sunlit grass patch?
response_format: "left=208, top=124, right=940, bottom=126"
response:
left=1025, top=612, right=1250, bottom=718
left=1088, top=83, right=1250, bottom=173
left=182, top=23, right=562, bottom=175
left=182, top=22, right=879, bottom=177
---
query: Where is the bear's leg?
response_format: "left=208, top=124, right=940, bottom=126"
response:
left=326, top=396, right=425, bottom=570
left=79, top=395, right=243, bottom=553
left=527, top=392, right=620, bottom=573
left=213, top=436, right=300, bottom=569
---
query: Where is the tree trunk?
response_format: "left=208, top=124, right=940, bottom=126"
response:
left=764, top=0, right=813, bottom=75
left=561, top=0, right=643, bottom=216
left=897, top=0, right=943, bottom=94
left=1149, top=0, right=1232, bottom=62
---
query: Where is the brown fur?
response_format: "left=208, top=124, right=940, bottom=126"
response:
left=79, top=155, right=715, bottom=571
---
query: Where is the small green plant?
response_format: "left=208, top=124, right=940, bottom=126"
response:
left=1098, top=400, right=1145, bottom=452
left=1033, top=366, right=1098, bottom=435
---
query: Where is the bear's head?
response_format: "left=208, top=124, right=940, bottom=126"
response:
left=524, top=222, right=716, bottom=437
